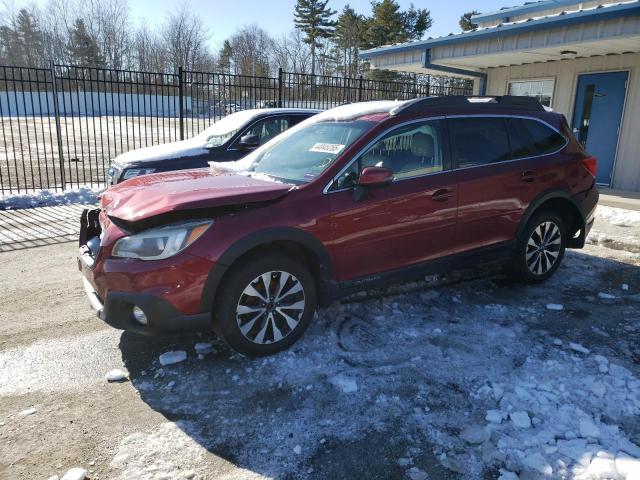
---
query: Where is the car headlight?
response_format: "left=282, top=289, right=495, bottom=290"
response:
left=122, top=168, right=156, bottom=180
left=112, top=220, right=212, bottom=260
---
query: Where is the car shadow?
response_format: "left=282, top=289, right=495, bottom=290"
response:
left=118, top=249, right=640, bottom=479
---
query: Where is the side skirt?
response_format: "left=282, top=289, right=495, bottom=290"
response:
left=333, top=241, right=516, bottom=300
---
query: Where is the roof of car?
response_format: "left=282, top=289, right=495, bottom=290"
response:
left=249, top=108, right=323, bottom=115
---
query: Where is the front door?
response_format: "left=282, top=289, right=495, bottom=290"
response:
left=572, top=71, right=628, bottom=186
left=325, top=119, right=458, bottom=282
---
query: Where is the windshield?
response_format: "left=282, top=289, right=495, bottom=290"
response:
left=248, top=120, right=373, bottom=183
left=195, top=110, right=262, bottom=147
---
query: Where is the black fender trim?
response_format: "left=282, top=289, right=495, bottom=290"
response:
left=516, top=188, right=588, bottom=248
left=200, top=227, right=336, bottom=313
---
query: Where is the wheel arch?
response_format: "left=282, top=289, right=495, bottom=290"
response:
left=517, top=190, right=586, bottom=248
left=200, top=227, right=336, bottom=313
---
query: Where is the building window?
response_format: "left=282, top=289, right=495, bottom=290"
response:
left=508, top=79, right=554, bottom=107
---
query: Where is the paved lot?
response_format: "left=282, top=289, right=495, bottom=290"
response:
left=0, top=209, right=639, bottom=480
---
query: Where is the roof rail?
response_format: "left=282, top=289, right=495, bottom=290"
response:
left=390, top=95, right=546, bottom=116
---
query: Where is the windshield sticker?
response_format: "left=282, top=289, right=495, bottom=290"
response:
left=309, top=143, right=345, bottom=155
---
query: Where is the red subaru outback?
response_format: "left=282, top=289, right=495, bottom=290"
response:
left=79, top=96, right=598, bottom=356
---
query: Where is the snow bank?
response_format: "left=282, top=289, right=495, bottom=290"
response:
left=595, top=205, right=640, bottom=227
left=0, top=186, right=102, bottom=210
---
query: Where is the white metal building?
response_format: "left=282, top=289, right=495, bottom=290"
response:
left=361, top=0, right=640, bottom=191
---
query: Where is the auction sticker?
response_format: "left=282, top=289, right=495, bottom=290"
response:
left=309, top=143, right=345, bottom=154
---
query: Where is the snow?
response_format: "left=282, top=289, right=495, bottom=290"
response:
left=598, top=292, right=616, bottom=300
left=293, top=445, right=302, bottom=455
left=486, top=409, right=504, bottom=423
left=509, top=411, right=532, bottom=428
left=579, top=418, right=601, bottom=439
left=19, top=407, right=36, bottom=416
left=569, top=342, right=591, bottom=354
left=595, top=205, right=640, bottom=227
left=105, top=369, right=128, bottom=382
left=546, top=303, right=564, bottom=311
left=461, top=425, right=491, bottom=444
left=60, top=467, right=86, bottom=480
left=622, top=284, right=630, bottom=291
left=407, top=467, right=429, bottom=480
left=158, top=351, right=187, bottom=366
left=114, top=138, right=209, bottom=164
left=329, top=375, right=358, bottom=393
left=0, top=186, right=101, bottom=210
left=194, top=342, right=214, bottom=355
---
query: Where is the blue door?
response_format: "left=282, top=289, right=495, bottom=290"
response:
left=572, top=71, right=628, bottom=186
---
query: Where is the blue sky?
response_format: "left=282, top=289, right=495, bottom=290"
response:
left=19, top=0, right=514, bottom=49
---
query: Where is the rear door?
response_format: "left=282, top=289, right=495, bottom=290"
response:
left=450, top=116, right=568, bottom=253
left=325, top=118, right=458, bottom=282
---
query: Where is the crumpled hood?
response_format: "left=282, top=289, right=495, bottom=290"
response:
left=114, top=138, right=210, bottom=165
left=101, top=168, right=293, bottom=223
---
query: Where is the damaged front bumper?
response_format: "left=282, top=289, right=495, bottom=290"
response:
left=78, top=209, right=212, bottom=335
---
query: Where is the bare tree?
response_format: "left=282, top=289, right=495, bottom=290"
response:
left=271, top=30, right=311, bottom=74
left=84, top=0, right=132, bottom=70
left=162, top=5, right=214, bottom=72
left=228, top=24, right=273, bottom=77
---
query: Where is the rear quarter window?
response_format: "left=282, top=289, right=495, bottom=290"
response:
left=507, top=118, right=566, bottom=159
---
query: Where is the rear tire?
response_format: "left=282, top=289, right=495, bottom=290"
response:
left=509, top=211, right=566, bottom=284
left=213, top=252, right=317, bottom=357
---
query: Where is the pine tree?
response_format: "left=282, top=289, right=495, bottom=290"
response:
left=363, top=0, right=432, bottom=81
left=459, top=11, right=480, bottom=31
left=218, top=40, right=233, bottom=73
left=293, top=0, right=337, bottom=75
left=14, top=9, right=46, bottom=67
left=365, top=0, right=432, bottom=48
left=334, top=5, right=366, bottom=77
left=68, top=18, right=105, bottom=67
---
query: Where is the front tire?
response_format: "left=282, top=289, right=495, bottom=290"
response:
left=509, top=211, right=566, bottom=284
left=213, top=253, right=317, bottom=356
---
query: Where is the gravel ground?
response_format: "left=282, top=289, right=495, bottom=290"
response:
left=0, top=212, right=639, bottom=480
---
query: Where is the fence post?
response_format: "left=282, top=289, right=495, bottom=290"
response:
left=178, top=66, right=184, bottom=140
left=277, top=68, right=283, bottom=108
left=50, top=61, right=66, bottom=190
left=357, top=75, right=363, bottom=102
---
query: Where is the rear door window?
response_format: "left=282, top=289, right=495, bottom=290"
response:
left=507, top=118, right=566, bottom=159
left=448, top=118, right=511, bottom=168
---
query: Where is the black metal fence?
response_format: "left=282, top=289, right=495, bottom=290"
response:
left=0, top=63, right=473, bottom=193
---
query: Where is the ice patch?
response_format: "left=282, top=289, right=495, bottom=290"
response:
left=105, top=369, right=128, bottom=382
left=330, top=375, right=358, bottom=393
left=509, top=411, right=531, bottom=428
left=159, top=351, right=187, bottom=366
left=546, top=303, right=564, bottom=311
left=598, top=292, right=616, bottom=300
left=194, top=343, right=214, bottom=355
left=569, top=342, right=590, bottom=354
left=60, top=467, right=86, bottom=480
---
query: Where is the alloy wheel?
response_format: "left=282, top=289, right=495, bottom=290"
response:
left=235, top=271, right=306, bottom=344
left=525, top=221, right=562, bottom=275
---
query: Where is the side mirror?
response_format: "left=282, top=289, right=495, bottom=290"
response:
left=238, top=134, right=260, bottom=149
left=358, top=166, right=393, bottom=187
left=352, top=166, right=393, bottom=202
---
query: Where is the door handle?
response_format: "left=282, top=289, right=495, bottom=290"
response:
left=432, top=188, right=453, bottom=202
left=521, top=170, right=536, bottom=183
